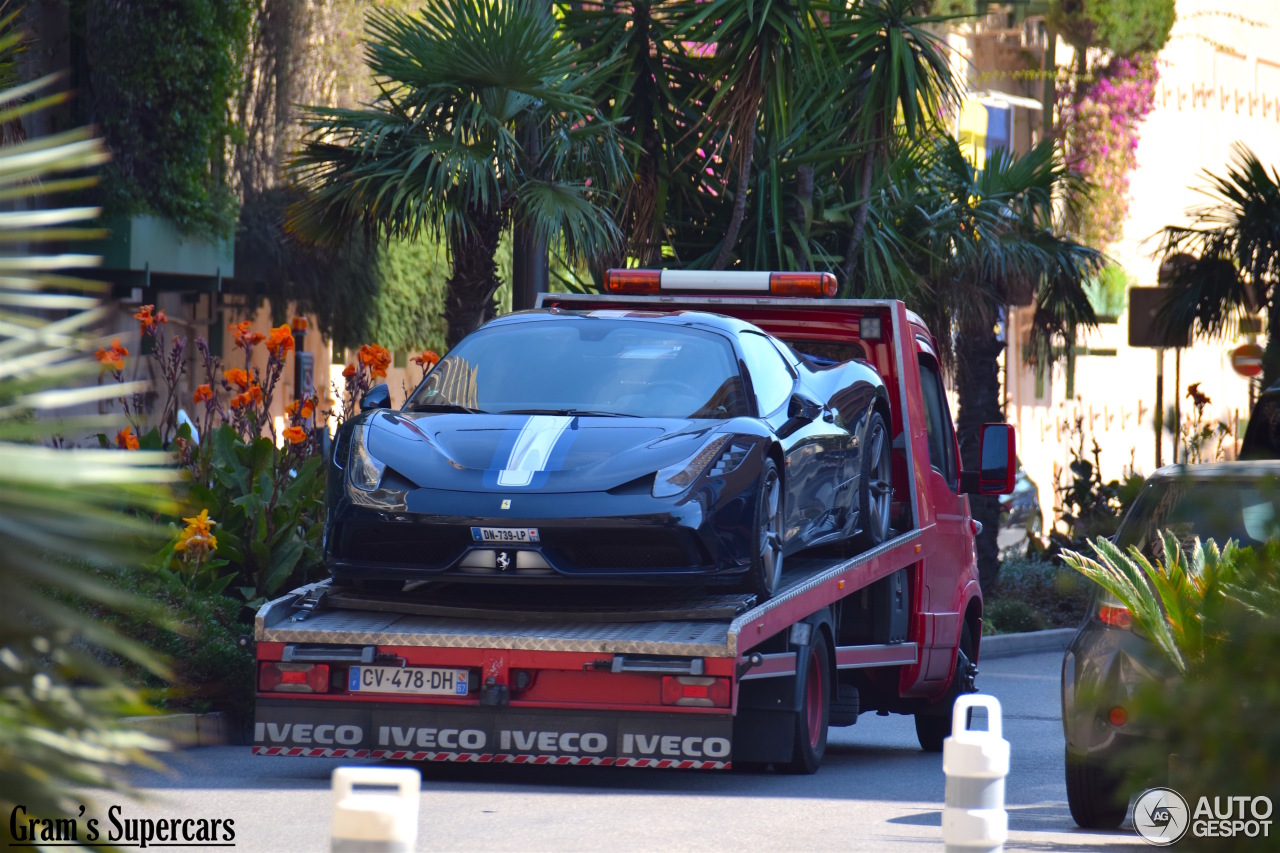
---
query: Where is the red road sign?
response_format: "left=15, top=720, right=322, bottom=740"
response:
left=1232, top=343, right=1264, bottom=377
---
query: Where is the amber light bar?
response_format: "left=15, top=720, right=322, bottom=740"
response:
left=603, top=269, right=837, bottom=298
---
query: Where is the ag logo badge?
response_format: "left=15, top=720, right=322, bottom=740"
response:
left=1133, top=787, right=1190, bottom=845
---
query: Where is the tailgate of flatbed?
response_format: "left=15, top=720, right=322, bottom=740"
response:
left=257, top=530, right=922, bottom=658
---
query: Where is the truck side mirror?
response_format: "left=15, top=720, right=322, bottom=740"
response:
left=361, top=383, right=391, bottom=411
left=960, top=423, right=1016, bottom=495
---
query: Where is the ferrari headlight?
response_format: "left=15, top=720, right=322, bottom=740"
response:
left=349, top=422, right=385, bottom=491
left=653, top=435, right=731, bottom=498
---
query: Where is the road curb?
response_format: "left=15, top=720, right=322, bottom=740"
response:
left=120, top=712, right=229, bottom=748
left=980, top=627, right=1076, bottom=659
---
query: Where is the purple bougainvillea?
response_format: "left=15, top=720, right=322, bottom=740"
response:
left=1057, top=54, right=1159, bottom=249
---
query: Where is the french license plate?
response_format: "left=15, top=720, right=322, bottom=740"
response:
left=348, top=666, right=470, bottom=696
left=471, top=526, right=540, bottom=543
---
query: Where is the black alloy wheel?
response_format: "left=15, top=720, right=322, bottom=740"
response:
left=855, top=411, right=892, bottom=549
left=747, top=458, right=784, bottom=600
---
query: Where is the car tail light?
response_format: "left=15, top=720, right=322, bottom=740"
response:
left=1108, top=706, right=1128, bottom=727
left=1098, top=604, right=1132, bottom=630
left=661, top=676, right=731, bottom=707
left=259, top=662, right=330, bottom=694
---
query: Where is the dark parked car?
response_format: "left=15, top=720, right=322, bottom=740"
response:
left=325, top=309, right=892, bottom=599
left=1061, top=462, right=1280, bottom=828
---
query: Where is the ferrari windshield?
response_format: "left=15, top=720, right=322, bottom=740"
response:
left=406, top=318, right=752, bottom=419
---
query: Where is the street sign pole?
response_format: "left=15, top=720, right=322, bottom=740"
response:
left=1155, top=348, right=1164, bottom=469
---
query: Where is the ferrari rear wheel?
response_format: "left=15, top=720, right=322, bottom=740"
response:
left=746, top=458, right=784, bottom=600
left=854, top=410, right=892, bottom=549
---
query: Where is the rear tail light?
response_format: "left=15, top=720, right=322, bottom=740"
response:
left=1108, top=706, right=1128, bottom=727
left=259, top=662, right=330, bottom=694
left=661, top=676, right=731, bottom=707
left=1098, top=603, right=1132, bottom=630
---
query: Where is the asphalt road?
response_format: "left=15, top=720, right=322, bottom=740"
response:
left=103, top=650, right=1148, bottom=853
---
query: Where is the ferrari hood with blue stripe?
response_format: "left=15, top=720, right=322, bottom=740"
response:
left=362, top=410, right=736, bottom=493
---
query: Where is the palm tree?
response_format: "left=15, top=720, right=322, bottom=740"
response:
left=828, top=0, right=962, bottom=292
left=290, top=0, right=631, bottom=348
left=0, top=23, right=177, bottom=828
left=1156, top=144, right=1280, bottom=385
left=916, top=137, right=1104, bottom=589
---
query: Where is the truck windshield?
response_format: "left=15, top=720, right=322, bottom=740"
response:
left=406, top=318, right=751, bottom=419
left=1116, top=474, right=1280, bottom=556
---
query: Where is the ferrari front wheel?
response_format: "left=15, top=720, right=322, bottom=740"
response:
left=746, top=458, right=784, bottom=600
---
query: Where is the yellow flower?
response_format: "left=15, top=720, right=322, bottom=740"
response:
left=175, top=508, right=218, bottom=557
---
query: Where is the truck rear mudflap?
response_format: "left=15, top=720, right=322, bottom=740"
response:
left=253, top=699, right=734, bottom=769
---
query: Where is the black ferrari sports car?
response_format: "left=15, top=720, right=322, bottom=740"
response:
left=325, top=309, right=890, bottom=598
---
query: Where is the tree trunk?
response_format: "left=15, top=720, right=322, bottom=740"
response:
left=841, top=116, right=882, bottom=294
left=711, top=118, right=757, bottom=271
left=955, top=324, right=1006, bottom=593
left=443, top=208, right=505, bottom=350
left=785, top=164, right=815, bottom=271
left=1264, top=283, right=1280, bottom=388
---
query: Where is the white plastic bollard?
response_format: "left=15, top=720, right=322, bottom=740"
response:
left=942, top=694, right=1010, bottom=853
left=331, top=766, right=420, bottom=853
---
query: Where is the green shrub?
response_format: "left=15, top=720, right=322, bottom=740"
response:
left=984, top=599, right=1048, bottom=634
left=991, top=554, right=1093, bottom=629
left=87, top=564, right=256, bottom=725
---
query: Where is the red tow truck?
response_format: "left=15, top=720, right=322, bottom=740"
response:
left=252, top=271, right=1015, bottom=772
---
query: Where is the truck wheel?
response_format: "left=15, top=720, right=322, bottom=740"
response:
left=854, top=411, right=892, bottom=549
left=780, top=639, right=830, bottom=774
left=1066, top=750, right=1128, bottom=829
left=746, top=459, right=784, bottom=600
left=914, top=622, right=976, bottom=752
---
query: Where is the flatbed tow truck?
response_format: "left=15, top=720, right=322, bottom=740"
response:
left=252, top=270, right=1015, bottom=773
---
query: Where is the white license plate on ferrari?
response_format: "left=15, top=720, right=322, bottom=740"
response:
left=471, top=526, right=540, bottom=543
left=348, top=666, right=470, bottom=696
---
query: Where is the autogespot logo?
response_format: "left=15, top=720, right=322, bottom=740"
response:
left=1134, top=787, right=1190, bottom=846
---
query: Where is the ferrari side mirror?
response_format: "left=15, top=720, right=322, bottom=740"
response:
left=786, top=393, right=822, bottom=422
left=361, top=383, right=391, bottom=411
left=960, top=423, right=1016, bottom=495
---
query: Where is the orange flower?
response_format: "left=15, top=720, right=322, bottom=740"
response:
left=116, top=427, right=139, bottom=451
left=342, top=363, right=356, bottom=379
left=285, top=396, right=317, bottom=419
left=225, top=368, right=250, bottom=389
left=412, top=350, right=440, bottom=369
left=266, top=324, right=295, bottom=357
left=193, top=383, right=214, bottom=404
left=290, top=316, right=308, bottom=332
left=282, top=425, right=307, bottom=445
left=230, top=392, right=249, bottom=409
left=134, top=304, right=166, bottom=333
left=95, top=339, right=129, bottom=371
left=357, top=344, right=392, bottom=380
left=246, top=382, right=263, bottom=405
left=229, top=320, right=266, bottom=350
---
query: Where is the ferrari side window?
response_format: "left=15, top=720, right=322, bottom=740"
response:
left=739, top=332, right=795, bottom=416
left=918, top=357, right=958, bottom=488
